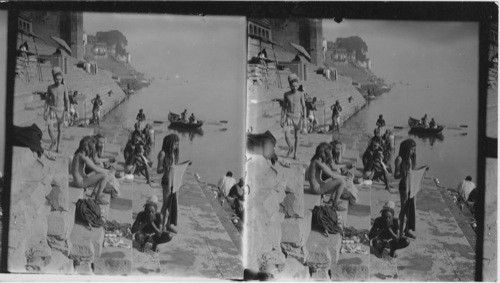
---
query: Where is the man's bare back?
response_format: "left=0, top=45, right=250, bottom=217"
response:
left=71, top=153, right=88, bottom=185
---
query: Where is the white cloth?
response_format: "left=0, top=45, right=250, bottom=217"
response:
left=457, top=180, right=475, bottom=201
left=170, top=161, right=190, bottom=193
left=408, top=166, right=428, bottom=198
left=217, top=176, right=236, bottom=197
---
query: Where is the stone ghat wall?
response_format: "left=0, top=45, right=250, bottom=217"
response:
left=246, top=67, right=366, bottom=135
left=245, top=154, right=307, bottom=278
left=8, top=147, right=74, bottom=273
left=245, top=154, right=286, bottom=272
left=14, top=57, right=127, bottom=128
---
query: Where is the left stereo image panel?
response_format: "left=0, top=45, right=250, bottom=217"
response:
left=4, top=11, right=246, bottom=279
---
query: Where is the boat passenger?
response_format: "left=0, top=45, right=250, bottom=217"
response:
left=306, top=142, right=346, bottom=211
left=189, top=113, right=197, bottom=124
left=180, top=109, right=188, bottom=122
left=429, top=118, right=436, bottom=129
left=420, top=114, right=428, bottom=128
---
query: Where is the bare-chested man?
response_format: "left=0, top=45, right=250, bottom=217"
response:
left=280, top=74, right=306, bottom=159
left=71, top=136, right=110, bottom=205
left=44, top=71, right=68, bottom=153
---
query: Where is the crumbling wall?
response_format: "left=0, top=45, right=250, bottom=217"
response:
left=8, top=147, right=74, bottom=274
left=245, top=154, right=287, bottom=273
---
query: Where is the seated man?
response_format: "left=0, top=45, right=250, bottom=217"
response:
left=125, top=145, right=153, bottom=187
left=132, top=201, right=172, bottom=252
left=457, top=176, right=476, bottom=203
left=71, top=136, right=110, bottom=205
left=362, top=140, right=392, bottom=191
left=228, top=178, right=245, bottom=220
left=369, top=202, right=410, bottom=258
left=124, top=131, right=145, bottom=162
left=217, top=171, right=236, bottom=198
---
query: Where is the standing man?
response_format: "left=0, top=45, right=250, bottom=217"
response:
left=44, top=68, right=69, bottom=153
left=331, top=100, right=342, bottom=134
left=280, top=74, right=306, bottom=160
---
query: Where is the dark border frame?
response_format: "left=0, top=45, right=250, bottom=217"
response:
left=0, top=2, right=497, bottom=280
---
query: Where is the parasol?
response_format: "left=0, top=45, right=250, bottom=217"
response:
left=289, top=42, right=311, bottom=61
left=50, top=36, right=72, bottom=55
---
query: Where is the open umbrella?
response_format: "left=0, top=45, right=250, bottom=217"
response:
left=50, top=36, right=72, bottom=55
left=289, top=42, right=311, bottom=61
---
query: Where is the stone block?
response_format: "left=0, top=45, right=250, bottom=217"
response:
left=12, top=147, right=37, bottom=172
left=93, top=258, right=132, bottom=275
left=306, top=248, right=332, bottom=271
left=306, top=228, right=342, bottom=269
left=47, top=236, right=73, bottom=257
left=74, top=261, right=93, bottom=275
left=330, top=263, right=369, bottom=281
left=7, top=235, right=28, bottom=272
left=41, top=250, right=75, bottom=274
left=69, top=223, right=103, bottom=262
left=310, top=268, right=330, bottom=281
left=46, top=183, right=70, bottom=213
left=26, top=256, right=51, bottom=272
left=260, top=249, right=286, bottom=274
left=281, top=243, right=308, bottom=264
left=275, top=256, right=310, bottom=280
left=281, top=216, right=309, bottom=247
left=47, top=209, right=74, bottom=240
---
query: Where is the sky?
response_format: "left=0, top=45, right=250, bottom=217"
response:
left=323, top=20, right=479, bottom=86
left=83, top=13, right=246, bottom=80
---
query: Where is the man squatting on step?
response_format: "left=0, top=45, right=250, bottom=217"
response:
left=132, top=199, right=173, bottom=252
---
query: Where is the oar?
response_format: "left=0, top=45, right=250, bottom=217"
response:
left=206, top=119, right=228, bottom=124
left=153, top=119, right=228, bottom=125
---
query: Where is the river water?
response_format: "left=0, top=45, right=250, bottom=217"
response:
left=324, top=20, right=479, bottom=189
left=102, top=78, right=246, bottom=186
left=347, top=82, right=478, bottom=189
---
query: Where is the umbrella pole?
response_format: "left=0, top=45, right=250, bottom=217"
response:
left=32, top=36, right=43, bottom=82
left=20, top=33, right=30, bottom=82
left=271, top=43, right=281, bottom=89
left=258, top=39, right=269, bottom=89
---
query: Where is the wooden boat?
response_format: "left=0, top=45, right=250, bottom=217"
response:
left=168, top=112, right=204, bottom=129
left=408, top=117, right=444, bottom=134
